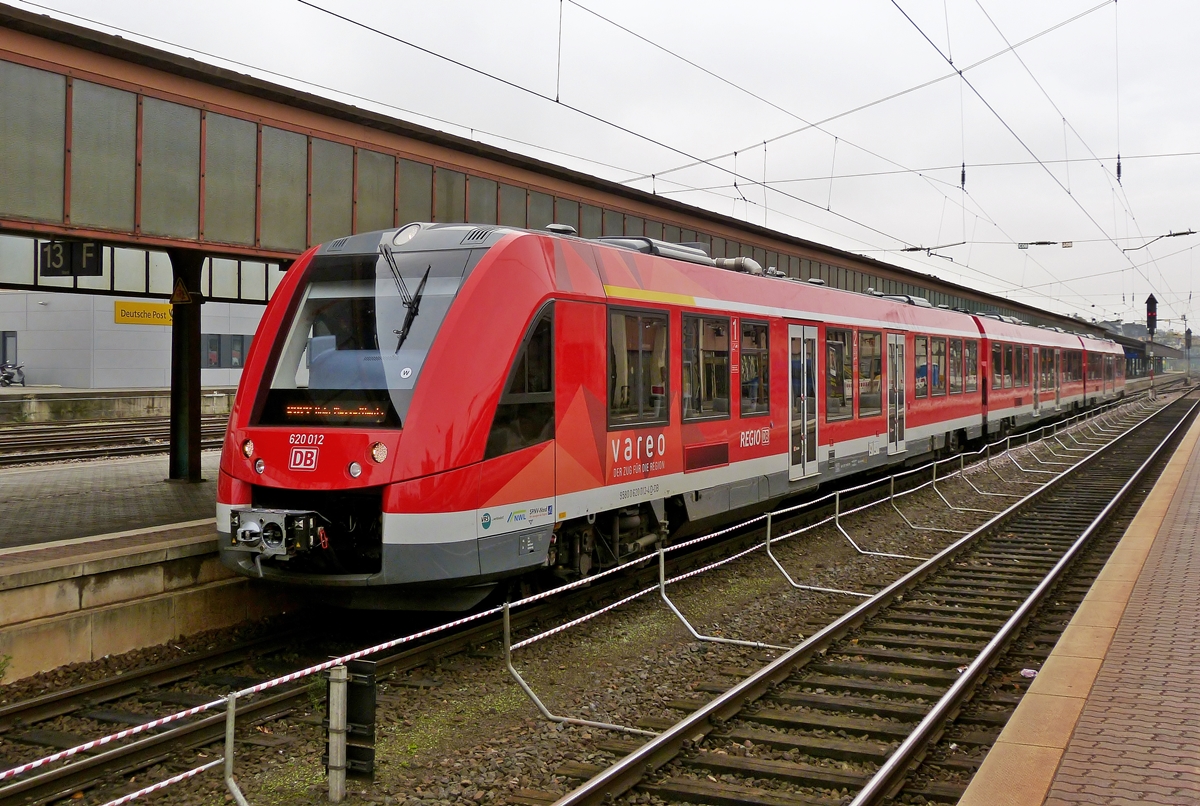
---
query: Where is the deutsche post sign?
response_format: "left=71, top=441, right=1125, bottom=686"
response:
left=114, top=301, right=173, bottom=326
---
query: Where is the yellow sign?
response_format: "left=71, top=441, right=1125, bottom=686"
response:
left=170, top=277, right=193, bottom=305
left=114, top=301, right=173, bottom=326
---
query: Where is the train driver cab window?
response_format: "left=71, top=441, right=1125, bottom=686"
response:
left=965, top=341, right=978, bottom=392
left=930, top=337, right=947, bottom=396
left=740, top=320, right=770, bottom=416
left=485, top=304, right=554, bottom=459
left=858, top=330, right=882, bottom=417
left=1003, top=344, right=1014, bottom=388
left=991, top=343, right=1002, bottom=389
left=609, top=309, right=669, bottom=427
left=949, top=339, right=963, bottom=394
left=683, top=315, right=730, bottom=420
left=259, top=249, right=472, bottom=427
left=826, top=328, right=853, bottom=420
left=914, top=336, right=929, bottom=398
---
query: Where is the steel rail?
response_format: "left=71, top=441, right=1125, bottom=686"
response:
left=0, top=633, right=298, bottom=733
left=850, top=394, right=1200, bottom=805
left=549, top=392, right=1186, bottom=806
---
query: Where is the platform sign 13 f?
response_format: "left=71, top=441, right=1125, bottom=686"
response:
left=39, top=240, right=102, bottom=277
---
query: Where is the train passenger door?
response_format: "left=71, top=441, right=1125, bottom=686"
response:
left=887, top=333, right=906, bottom=454
left=1032, top=347, right=1041, bottom=414
left=788, top=324, right=819, bottom=481
left=1055, top=349, right=1061, bottom=410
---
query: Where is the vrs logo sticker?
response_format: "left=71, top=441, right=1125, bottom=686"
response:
left=289, top=447, right=319, bottom=471
left=481, top=513, right=492, bottom=530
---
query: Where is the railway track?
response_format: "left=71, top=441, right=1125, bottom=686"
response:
left=0, top=490, right=883, bottom=806
left=0, top=393, right=1175, bottom=804
left=552, top=392, right=1197, bottom=806
left=0, top=417, right=227, bottom=466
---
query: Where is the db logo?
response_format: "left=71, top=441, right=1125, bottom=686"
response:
left=481, top=513, right=492, bottom=530
left=289, top=447, right=319, bottom=471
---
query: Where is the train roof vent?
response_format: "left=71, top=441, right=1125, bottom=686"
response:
left=595, top=237, right=716, bottom=267
left=806, top=277, right=827, bottom=286
left=982, top=313, right=1003, bottom=320
left=882, top=294, right=933, bottom=308
left=713, top=256, right=763, bottom=275
left=327, top=237, right=350, bottom=252
left=545, top=223, right=577, bottom=236
left=937, top=304, right=950, bottom=309
left=461, top=228, right=492, bottom=244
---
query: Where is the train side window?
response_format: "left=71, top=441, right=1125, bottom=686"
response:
left=1013, top=345, right=1023, bottom=387
left=826, top=328, right=854, bottom=420
left=949, top=339, right=963, bottom=394
left=608, top=308, right=669, bottom=427
left=1003, top=344, right=1014, bottom=388
left=991, top=343, right=1002, bottom=389
left=930, top=337, right=947, bottom=396
left=914, top=336, right=928, bottom=399
left=485, top=304, right=555, bottom=459
left=858, top=330, right=882, bottom=417
left=740, top=320, right=770, bottom=417
left=1022, top=347, right=1031, bottom=388
left=683, top=314, right=731, bottom=421
left=965, top=341, right=978, bottom=392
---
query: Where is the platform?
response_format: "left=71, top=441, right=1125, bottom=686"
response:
left=1, top=450, right=220, bottom=549
left=960, top=401, right=1200, bottom=805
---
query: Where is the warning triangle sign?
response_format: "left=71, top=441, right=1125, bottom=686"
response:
left=170, top=278, right=192, bottom=305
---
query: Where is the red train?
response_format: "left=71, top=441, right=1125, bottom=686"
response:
left=217, top=223, right=1125, bottom=608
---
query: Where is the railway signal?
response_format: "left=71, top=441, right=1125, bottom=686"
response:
left=1146, top=294, right=1157, bottom=336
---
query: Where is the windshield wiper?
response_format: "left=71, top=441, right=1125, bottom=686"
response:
left=392, top=266, right=430, bottom=353
left=379, top=244, right=411, bottom=305
left=379, top=245, right=431, bottom=354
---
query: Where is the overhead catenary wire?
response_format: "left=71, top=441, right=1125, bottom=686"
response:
left=892, top=0, right=1180, bottom=319
left=11, top=0, right=1125, bottom=320
left=971, top=0, right=1180, bottom=314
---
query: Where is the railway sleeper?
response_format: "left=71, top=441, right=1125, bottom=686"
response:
left=862, top=622, right=995, bottom=640
left=642, top=775, right=846, bottom=806
left=796, top=674, right=951, bottom=701
left=740, top=708, right=913, bottom=740
left=682, top=752, right=870, bottom=790
left=807, top=660, right=963, bottom=685
left=876, top=612, right=1011, bottom=629
left=713, top=725, right=896, bottom=764
left=832, top=646, right=974, bottom=669
left=850, top=634, right=988, bottom=652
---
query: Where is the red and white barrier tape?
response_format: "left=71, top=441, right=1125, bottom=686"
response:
left=97, top=758, right=224, bottom=806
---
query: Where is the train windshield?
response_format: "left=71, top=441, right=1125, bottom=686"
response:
left=257, top=249, right=472, bottom=427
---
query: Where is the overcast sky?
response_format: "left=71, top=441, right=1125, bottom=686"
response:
left=17, top=0, right=1200, bottom=328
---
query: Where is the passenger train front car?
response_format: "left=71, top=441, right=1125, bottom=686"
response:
left=217, top=223, right=1125, bottom=609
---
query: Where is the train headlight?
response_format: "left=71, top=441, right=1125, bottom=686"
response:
left=393, top=223, right=420, bottom=246
left=370, top=442, right=387, bottom=463
left=242, top=439, right=254, bottom=458
left=254, top=459, right=265, bottom=474
left=348, top=461, right=363, bottom=478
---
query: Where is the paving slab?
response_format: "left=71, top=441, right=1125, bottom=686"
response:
left=0, top=450, right=219, bottom=549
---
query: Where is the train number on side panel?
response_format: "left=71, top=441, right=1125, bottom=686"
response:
left=610, top=433, right=667, bottom=480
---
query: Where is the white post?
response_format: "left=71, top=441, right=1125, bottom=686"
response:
left=329, top=665, right=348, bottom=803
